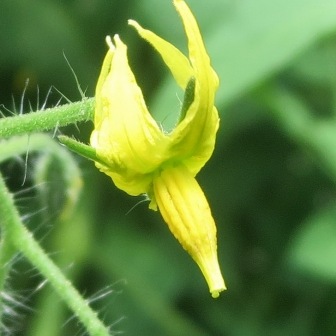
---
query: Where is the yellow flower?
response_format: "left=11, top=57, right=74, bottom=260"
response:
left=90, top=0, right=225, bottom=297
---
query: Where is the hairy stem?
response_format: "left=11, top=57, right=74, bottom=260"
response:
left=0, top=173, right=110, bottom=336
left=0, top=230, right=16, bottom=330
left=0, top=98, right=94, bottom=139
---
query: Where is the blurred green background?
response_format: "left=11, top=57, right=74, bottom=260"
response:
left=1, top=0, right=336, bottom=335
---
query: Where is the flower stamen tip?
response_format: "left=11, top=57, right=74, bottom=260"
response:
left=211, top=285, right=226, bottom=299
left=212, top=291, right=220, bottom=299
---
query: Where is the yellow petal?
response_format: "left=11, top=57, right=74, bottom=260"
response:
left=174, top=0, right=219, bottom=89
left=167, top=0, right=219, bottom=175
left=128, top=19, right=193, bottom=89
left=153, top=164, right=226, bottom=298
left=91, top=35, right=168, bottom=195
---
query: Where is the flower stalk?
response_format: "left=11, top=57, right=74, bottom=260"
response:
left=0, top=98, right=94, bottom=139
left=0, top=173, right=110, bottom=336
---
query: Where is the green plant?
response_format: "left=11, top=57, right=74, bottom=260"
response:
left=1, top=0, right=336, bottom=335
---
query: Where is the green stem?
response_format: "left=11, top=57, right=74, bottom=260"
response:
left=0, top=133, right=77, bottom=162
left=0, top=98, right=94, bottom=139
left=0, top=230, right=16, bottom=328
left=0, top=134, right=83, bottom=218
left=0, top=173, right=110, bottom=336
left=0, top=232, right=16, bottom=288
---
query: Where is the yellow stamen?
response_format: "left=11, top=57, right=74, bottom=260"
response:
left=153, top=165, right=226, bottom=298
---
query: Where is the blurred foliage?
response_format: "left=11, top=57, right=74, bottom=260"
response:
left=1, top=0, right=336, bottom=335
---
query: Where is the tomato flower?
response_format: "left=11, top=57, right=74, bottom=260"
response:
left=64, top=0, right=226, bottom=297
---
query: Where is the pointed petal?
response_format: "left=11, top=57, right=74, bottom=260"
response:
left=174, top=0, right=219, bottom=89
left=153, top=165, right=226, bottom=297
left=91, top=35, right=167, bottom=195
left=169, top=0, right=220, bottom=175
left=128, top=19, right=193, bottom=89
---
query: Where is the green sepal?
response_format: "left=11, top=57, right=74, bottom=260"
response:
left=178, top=76, right=195, bottom=124
left=58, top=135, right=107, bottom=167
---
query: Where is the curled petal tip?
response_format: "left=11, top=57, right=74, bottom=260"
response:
left=105, top=35, right=115, bottom=50
left=128, top=19, right=137, bottom=27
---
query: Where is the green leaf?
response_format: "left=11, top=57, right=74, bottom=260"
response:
left=287, top=206, right=336, bottom=282
left=260, top=86, right=336, bottom=184
left=178, top=76, right=195, bottom=125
